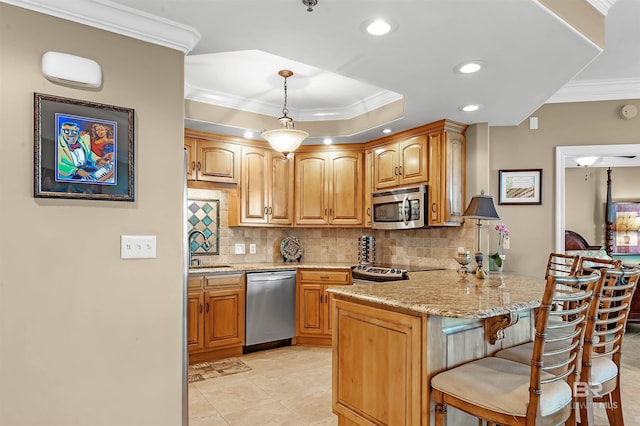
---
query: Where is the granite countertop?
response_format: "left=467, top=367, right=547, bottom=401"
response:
left=188, top=262, right=355, bottom=275
left=328, top=270, right=546, bottom=319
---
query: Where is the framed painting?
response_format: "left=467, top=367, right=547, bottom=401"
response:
left=498, top=169, right=542, bottom=205
left=612, top=202, right=640, bottom=254
left=34, top=93, right=134, bottom=201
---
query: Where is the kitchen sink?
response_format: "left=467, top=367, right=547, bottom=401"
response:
left=189, top=265, right=234, bottom=269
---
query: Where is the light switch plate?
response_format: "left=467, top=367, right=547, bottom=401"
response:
left=235, top=243, right=245, bottom=254
left=121, top=235, right=157, bottom=259
left=250, top=244, right=256, bottom=254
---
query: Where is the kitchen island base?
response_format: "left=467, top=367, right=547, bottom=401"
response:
left=332, top=297, right=533, bottom=425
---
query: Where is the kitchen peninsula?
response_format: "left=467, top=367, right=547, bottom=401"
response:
left=328, top=270, right=545, bottom=426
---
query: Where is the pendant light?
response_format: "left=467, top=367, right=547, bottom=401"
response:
left=261, top=70, right=308, bottom=157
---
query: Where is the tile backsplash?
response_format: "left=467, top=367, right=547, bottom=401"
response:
left=188, top=188, right=474, bottom=269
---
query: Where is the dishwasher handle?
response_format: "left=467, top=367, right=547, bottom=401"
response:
left=246, top=272, right=296, bottom=282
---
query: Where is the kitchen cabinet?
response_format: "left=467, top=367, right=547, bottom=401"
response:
left=294, top=151, right=363, bottom=226
left=188, top=273, right=245, bottom=363
left=232, top=146, right=294, bottom=226
left=296, top=268, right=352, bottom=346
left=364, top=149, right=374, bottom=227
left=373, top=135, right=428, bottom=190
left=184, top=136, right=240, bottom=184
left=367, top=119, right=467, bottom=227
left=427, top=120, right=467, bottom=226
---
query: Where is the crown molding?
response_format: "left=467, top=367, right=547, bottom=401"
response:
left=586, top=0, right=616, bottom=16
left=2, top=0, right=201, bottom=53
left=184, top=82, right=404, bottom=121
left=546, top=77, right=640, bottom=103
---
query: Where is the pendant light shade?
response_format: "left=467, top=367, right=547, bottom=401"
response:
left=261, top=70, right=308, bottom=157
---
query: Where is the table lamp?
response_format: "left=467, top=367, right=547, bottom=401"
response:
left=463, top=193, right=500, bottom=279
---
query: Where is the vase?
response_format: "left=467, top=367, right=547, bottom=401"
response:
left=490, top=255, right=505, bottom=272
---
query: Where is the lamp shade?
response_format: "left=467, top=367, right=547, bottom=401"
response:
left=463, top=194, right=500, bottom=220
left=261, top=128, right=308, bottom=155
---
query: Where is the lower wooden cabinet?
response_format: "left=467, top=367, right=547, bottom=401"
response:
left=296, top=268, right=351, bottom=346
left=188, top=273, right=245, bottom=363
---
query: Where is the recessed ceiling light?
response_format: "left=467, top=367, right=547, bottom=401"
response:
left=460, top=104, right=481, bottom=112
left=366, top=19, right=392, bottom=36
left=382, top=128, right=392, bottom=134
left=454, top=60, right=486, bottom=74
left=323, top=138, right=333, bottom=145
left=244, top=130, right=254, bottom=138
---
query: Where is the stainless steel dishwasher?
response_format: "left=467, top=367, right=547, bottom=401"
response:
left=245, top=270, right=296, bottom=348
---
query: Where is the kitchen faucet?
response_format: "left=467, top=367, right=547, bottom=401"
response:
left=188, top=229, right=210, bottom=267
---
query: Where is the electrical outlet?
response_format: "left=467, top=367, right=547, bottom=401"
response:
left=235, top=243, right=245, bottom=254
left=121, top=235, right=157, bottom=259
left=250, top=244, right=256, bottom=254
left=503, top=235, right=510, bottom=250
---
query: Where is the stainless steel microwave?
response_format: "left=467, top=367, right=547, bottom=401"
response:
left=371, top=185, right=428, bottom=229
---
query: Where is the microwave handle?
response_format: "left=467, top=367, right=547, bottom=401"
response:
left=402, top=194, right=409, bottom=225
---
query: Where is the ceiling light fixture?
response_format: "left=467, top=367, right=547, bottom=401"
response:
left=366, top=19, right=391, bottom=36
left=323, top=138, right=333, bottom=145
left=302, top=0, right=317, bottom=12
left=261, top=70, right=309, bottom=157
left=575, top=156, right=598, bottom=167
left=460, top=104, right=480, bottom=112
left=454, top=60, right=486, bottom=74
left=382, top=128, right=392, bottom=134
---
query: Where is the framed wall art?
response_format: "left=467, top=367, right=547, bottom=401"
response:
left=34, top=93, right=134, bottom=201
left=499, top=169, right=542, bottom=205
left=611, top=202, right=640, bottom=254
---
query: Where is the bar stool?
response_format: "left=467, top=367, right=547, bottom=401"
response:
left=578, top=267, right=640, bottom=426
left=431, top=273, right=600, bottom=426
left=546, top=252, right=580, bottom=278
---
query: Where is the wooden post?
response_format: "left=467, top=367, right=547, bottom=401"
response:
left=605, top=168, right=614, bottom=255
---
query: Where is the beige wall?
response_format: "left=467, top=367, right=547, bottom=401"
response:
left=566, top=166, right=640, bottom=245
left=489, top=100, right=640, bottom=277
left=0, top=4, right=185, bottom=426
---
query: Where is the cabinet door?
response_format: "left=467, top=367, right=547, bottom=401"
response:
left=329, top=152, right=363, bottom=226
left=240, top=146, right=269, bottom=224
left=445, top=132, right=465, bottom=224
left=197, top=140, right=240, bottom=183
left=399, top=135, right=428, bottom=185
left=187, top=292, right=204, bottom=351
left=269, top=153, right=294, bottom=225
left=364, top=149, right=374, bottom=227
left=184, top=138, right=197, bottom=181
left=324, top=287, right=335, bottom=333
left=373, top=144, right=399, bottom=190
left=204, top=287, right=244, bottom=349
left=428, top=131, right=444, bottom=226
left=295, top=153, right=329, bottom=225
left=297, top=283, right=324, bottom=335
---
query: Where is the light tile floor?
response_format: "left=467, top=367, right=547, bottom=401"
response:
left=189, top=324, right=640, bottom=425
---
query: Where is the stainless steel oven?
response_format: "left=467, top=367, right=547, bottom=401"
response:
left=371, top=185, right=428, bottom=229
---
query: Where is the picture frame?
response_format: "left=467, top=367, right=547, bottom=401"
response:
left=34, top=93, right=134, bottom=201
left=611, top=202, right=640, bottom=254
left=498, top=169, right=542, bottom=205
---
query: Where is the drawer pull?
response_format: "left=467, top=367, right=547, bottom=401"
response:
left=191, top=161, right=196, bottom=171
left=197, top=161, right=202, bottom=171
left=320, top=276, right=329, bottom=279
left=199, top=304, right=203, bottom=314
left=367, top=207, right=371, bottom=217
left=268, top=206, right=273, bottom=215
left=206, top=302, right=210, bottom=313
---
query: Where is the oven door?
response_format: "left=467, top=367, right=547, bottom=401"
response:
left=371, top=185, right=427, bottom=229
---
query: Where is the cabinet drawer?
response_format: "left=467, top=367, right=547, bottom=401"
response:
left=188, top=276, right=204, bottom=291
left=299, top=269, right=351, bottom=284
left=205, top=274, right=243, bottom=289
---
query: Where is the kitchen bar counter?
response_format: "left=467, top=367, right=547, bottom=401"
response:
left=328, top=270, right=545, bottom=318
left=329, top=271, right=545, bottom=426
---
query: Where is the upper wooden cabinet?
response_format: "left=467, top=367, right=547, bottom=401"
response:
left=294, top=151, right=363, bottom=226
left=364, top=149, right=374, bottom=227
left=234, top=146, right=294, bottom=226
left=184, top=136, right=240, bottom=184
left=427, top=121, right=466, bottom=226
left=367, top=120, right=466, bottom=227
left=373, top=135, right=428, bottom=190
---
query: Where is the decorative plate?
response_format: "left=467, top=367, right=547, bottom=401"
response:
left=280, top=236, right=303, bottom=261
